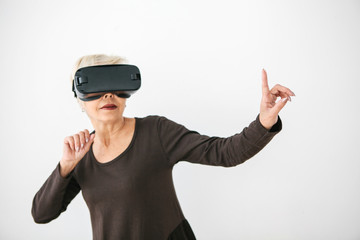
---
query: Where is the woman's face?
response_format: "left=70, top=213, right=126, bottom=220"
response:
left=80, top=92, right=127, bottom=124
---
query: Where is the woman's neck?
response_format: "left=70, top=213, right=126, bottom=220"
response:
left=93, top=117, right=127, bottom=147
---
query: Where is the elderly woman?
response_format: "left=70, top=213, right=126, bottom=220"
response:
left=32, top=54, right=295, bottom=240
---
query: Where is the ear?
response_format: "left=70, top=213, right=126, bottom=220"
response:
left=77, top=97, right=85, bottom=110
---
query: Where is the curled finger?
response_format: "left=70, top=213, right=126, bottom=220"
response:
left=73, top=134, right=81, bottom=152
left=84, top=129, right=90, bottom=143
left=278, top=92, right=292, bottom=102
left=64, top=136, right=75, bottom=151
left=78, top=131, right=86, bottom=149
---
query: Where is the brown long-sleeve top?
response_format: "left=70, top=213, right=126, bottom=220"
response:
left=32, top=115, right=282, bottom=240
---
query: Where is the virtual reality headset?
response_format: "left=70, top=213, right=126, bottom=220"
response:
left=72, top=64, right=141, bottom=101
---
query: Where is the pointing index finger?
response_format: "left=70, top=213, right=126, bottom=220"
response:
left=262, top=68, right=270, bottom=95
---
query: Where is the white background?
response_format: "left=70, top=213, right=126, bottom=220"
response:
left=1, top=0, right=359, bottom=239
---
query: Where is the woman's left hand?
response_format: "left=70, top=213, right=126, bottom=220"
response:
left=259, top=69, right=295, bottom=130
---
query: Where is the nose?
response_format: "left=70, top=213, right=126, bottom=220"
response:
left=103, top=92, right=114, bottom=99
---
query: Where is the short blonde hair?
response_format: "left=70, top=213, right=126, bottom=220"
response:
left=70, top=54, right=128, bottom=85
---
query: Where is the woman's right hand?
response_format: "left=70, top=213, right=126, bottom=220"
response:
left=59, top=129, right=95, bottom=177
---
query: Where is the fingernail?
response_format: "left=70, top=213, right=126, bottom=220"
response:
left=76, top=147, right=79, bottom=152
left=86, top=138, right=89, bottom=143
left=282, top=98, right=287, bottom=102
left=81, top=143, right=84, bottom=149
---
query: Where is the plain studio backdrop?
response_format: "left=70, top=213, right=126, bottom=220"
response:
left=0, top=0, right=359, bottom=239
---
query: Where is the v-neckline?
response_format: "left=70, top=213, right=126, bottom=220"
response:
left=90, top=118, right=138, bottom=166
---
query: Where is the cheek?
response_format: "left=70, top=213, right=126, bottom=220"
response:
left=116, top=99, right=127, bottom=108
left=84, top=101, right=99, bottom=112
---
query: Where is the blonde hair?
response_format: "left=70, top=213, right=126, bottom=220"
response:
left=70, top=54, right=128, bottom=85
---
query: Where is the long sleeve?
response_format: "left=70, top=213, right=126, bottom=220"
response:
left=157, top=114, right=282, bottom=167
left=31, top=163, right=81, bottom=223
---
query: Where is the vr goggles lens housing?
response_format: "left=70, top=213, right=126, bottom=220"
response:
left=78, top=91, right=131, bottom=101
left=72, top=64, right=141, bottom=101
